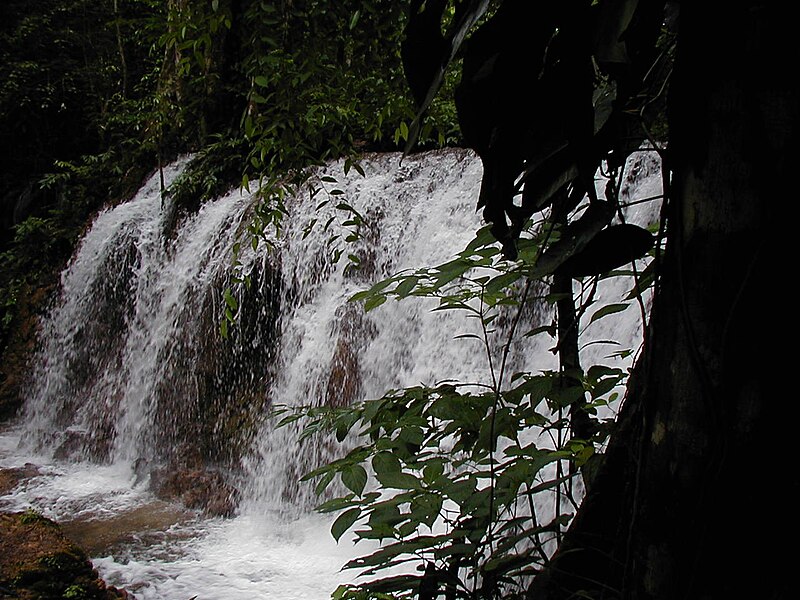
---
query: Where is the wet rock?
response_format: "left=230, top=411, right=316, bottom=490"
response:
left=150, top=467, right=239, bottom=517
left=60, top=502, right=193, bottom=558
left=0, top=510, right=133, bottom=599
left=145, top=265, right=279, bottom=470
left=0, top=464, right=39, bottom=496
left=325, top=303, right=377, bottom=408
left=50, top=424, right=115, bottom=463
left=326, top=336, right=361, bottom=409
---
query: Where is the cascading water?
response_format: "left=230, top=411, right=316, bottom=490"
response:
left=0, top=147, right=662, bottom=599
left=20, top=155, right=282, bottom=479
left=239, top=148, right=557, bottom=515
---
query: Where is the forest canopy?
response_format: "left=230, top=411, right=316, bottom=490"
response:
left=0, top=0, right=460, bottom=352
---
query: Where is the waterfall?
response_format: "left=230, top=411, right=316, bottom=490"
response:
left=21, top=156, right=280, bottom=472
left=239, top=148, right=564, bottom=514
left=2, top=147, right=662, bottom=599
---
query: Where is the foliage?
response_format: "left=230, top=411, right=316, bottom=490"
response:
left=0, top=0, right=161, bottom=351
left=281, top=367, right=622, bottom=598
left=233, top=0, right=462, bottom=259
left=169, top=136, right=250, bottom=212
left=63, top=584, right=88, bottom=599
left=0, top=0, right=161, bottom=188
left=241, top=0, right=459, bottom=162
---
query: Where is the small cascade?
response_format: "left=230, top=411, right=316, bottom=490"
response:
left=21, top=157, right=278, bottom=474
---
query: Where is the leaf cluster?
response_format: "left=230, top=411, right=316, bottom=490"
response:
left=277, top=343, right=627, bottom=598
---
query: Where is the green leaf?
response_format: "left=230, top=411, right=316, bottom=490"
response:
left=432, top=258, right=471, bottom=287
left=462, top=225, right=496, bottom=254
left=332, top=507, right=361, bottom=542
left=484, top=271, right=523, bottom=296
left=394, top=276, right=419, bottom=298
left=364, top=294, right=387, bottom=312
left=317, top=494, right=358, bottom=514
left=423, top=460, right=444, bottom=484
left=453, top=333, right=482, bottom=342
left=442, top=477, right=477, bottom=507
left=411, top=493, right=443, bottom=527
left=372, top=451, right=401, bottom=476
left=372, top=452, right=419, bottom=490
left=345, top=535, right=450, bottom=570
left=589, top=302, right=629, bottom=324
left=626, top=260, right=657, bottom=300
left=223, top=288, right=238, bottom=311
left=315, top=470, right=336, bottom=496
left=349, top=10, right=361, bottom=30
left=350, top=277, right=399, bottom=303
left=524, top=325, right=556, bottom=338
left=549, top=385, right=585, bottom=408
left=575, top=444, right=595, bottom=467
left=341, top=464, right=368, bottom=496
left=367, top=498, right=405, bottom=529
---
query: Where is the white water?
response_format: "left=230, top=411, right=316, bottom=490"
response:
left=0, top=424, right=363, bottom=599
left=0, top=148, right=662, bottom=599
left=240, top=149, right=558, bottom=514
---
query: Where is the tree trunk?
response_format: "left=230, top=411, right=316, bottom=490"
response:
left=528, top=3, right=797, bottom=598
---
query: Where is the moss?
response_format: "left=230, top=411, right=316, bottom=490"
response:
left=19, top=508, right=47, bottom=525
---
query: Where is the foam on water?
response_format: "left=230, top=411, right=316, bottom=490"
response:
left=93, top=514, right=367, bottom=600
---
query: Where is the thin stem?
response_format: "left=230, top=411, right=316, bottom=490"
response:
left=113, top=0, right=128, bottom=97
left=555, top=406, right=563, bottom=546
left=613, top=166, right=651, bottom=349
left=480, top=285, right=499, bottom=552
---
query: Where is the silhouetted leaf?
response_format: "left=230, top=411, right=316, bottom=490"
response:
left=589, top=303, right=629, bottom=324
left=332, top=507, right=361, bottom=542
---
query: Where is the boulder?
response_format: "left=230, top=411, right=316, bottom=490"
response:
left=149, top=467, right=239, bottom=517
left=0, top=464, right=39, bottom=496
left=0, top=510, right=132, bottom=599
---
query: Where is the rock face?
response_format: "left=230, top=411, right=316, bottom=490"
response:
left=0, top=511, right=132, bottom=599
left=0, top=284, right=54, bottom=423
left=324, top=303, right=376, bottom=409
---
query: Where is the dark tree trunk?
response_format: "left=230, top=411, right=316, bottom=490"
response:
left=529, top=3, right=798, bottom=598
